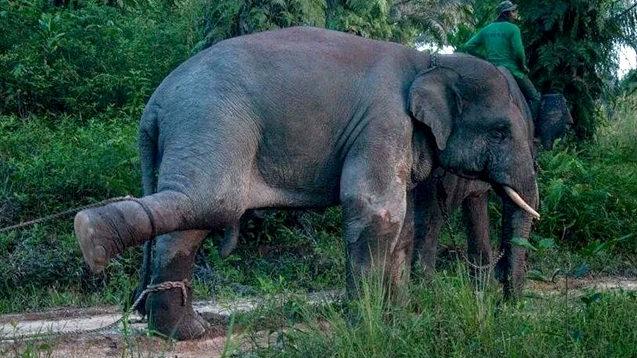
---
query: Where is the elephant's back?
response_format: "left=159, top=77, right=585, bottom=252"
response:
left=213, top=26, right=403, bottom=69
left=142, top=27, right=418, bottom=197
left=147, top=27, right=412, bottom=116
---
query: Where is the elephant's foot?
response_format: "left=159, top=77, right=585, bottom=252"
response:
left=151, top=308, right=209, bottom=340
left=74, top=201, right=152, bottom=273
left=146, top=286, right=209, bottom=340
left=75, top=210, right=119, bottom=273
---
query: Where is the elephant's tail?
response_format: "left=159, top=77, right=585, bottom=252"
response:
left=139, top=110, right=159, bottom=196
left=135, top=108, right=160, bottom=315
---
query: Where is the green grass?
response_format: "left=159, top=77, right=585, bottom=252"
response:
left=239, top=269, right=637, bottom=357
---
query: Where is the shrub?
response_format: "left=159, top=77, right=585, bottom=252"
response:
left=0, top=114, right=140, bottom=305
left=535, top=95, right=637, bottom=253
left=0, top=0, right=205, bottom=117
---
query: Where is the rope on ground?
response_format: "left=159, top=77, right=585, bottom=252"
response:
left=0, top=196, right=134, bottom=234
left=0, top=280, right=190, bottom=342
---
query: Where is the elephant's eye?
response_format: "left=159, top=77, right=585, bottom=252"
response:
left=490, top=123, right=509, bottom=141
left=492, top=131, right=505, bottom=140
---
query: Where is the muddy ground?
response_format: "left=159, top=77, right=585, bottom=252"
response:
left=0, top=278, right=635, bottom=357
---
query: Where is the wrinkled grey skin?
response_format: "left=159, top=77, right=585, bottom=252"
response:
left=74, top=27, right=539, bottom=340
left=413, top=79, right=572, bottom=297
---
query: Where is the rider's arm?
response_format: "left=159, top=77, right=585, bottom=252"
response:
left=511, top=26, right=529, bottom=73
left=461, top=31, right=482, bottom=56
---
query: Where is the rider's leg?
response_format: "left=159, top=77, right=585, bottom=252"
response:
left=515, top=75, right=541, bottom=120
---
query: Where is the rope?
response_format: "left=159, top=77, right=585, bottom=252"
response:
left=0, top=280, right=190, bottom=342
left=0, top=196, right=134, bottom=234
left=126, top=197, right=157, bottom=238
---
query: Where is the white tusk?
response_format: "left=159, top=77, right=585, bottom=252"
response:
left=503, top=186, right=541, bottom=220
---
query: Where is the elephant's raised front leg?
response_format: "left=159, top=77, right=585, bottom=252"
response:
left=146, top=230, right=210, bottom=340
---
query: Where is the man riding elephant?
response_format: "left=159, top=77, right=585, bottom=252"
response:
left=460, top=1, right=541, bottom=120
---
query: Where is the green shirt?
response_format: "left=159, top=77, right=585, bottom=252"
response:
left=461, top=21, right=528, bottom=78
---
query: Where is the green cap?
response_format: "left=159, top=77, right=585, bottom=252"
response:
left=497, top=1, right=518, bottom=14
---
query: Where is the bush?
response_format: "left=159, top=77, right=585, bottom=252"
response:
left=0, top=0, right=205, bottom=117
left=0, top=114, right=140, bottom=306
left=535, top=95, right=637, bottom=253
left=0, top=114, right=140, bottom=216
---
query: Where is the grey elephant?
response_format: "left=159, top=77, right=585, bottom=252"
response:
left=413, top=87, right=571, bottom=296
left=73, top=27, right=540, bottom=340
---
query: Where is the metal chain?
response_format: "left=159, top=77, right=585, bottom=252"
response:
left=435, top=178, right=503, bottom=271
left=0, top=196, right=134, bottom=234
left=0, top=280, right=190, bottom=342
left=459, top=249, right=504, bottom=270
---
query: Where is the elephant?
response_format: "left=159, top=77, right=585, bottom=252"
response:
left=73, top=27, right=540, bottom=340
left=413, top=81, right=572, bottom=296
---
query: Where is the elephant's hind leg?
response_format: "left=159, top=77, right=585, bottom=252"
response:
left=75, top=190, right=206, bottom=273
left=146, top=230, right=210, bottom=340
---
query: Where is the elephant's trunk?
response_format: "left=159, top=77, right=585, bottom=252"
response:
left=496, top=182, right=538, bottom=297
left=74, top=191, right=195, bottom=273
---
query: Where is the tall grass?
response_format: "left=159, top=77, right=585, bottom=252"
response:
left=248, top=268, right=637, bottom=357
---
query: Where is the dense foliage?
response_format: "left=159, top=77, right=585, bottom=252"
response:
left=0, top=0, right=205, bottom=117
left=197, top=0, right=471, bottom=50
left=521, top=0, right=637, bottom=139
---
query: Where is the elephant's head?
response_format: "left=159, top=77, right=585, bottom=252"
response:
left=536, top=94, right=573, bottom=149
left=409, top=55, right=539, bottom=221
left=409, top=55, right=539, bottom=218
left=409, top=54, right=541, bottom=294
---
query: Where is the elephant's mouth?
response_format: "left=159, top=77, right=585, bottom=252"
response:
left=444, top=168, right=540, bottom=220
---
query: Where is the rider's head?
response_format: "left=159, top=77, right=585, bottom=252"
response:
left=496, top=1, right=518, bottom=21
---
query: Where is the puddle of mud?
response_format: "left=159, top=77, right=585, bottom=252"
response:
left=1, top=330, right=232, bottom=358
left=0, top=315, right=235, bottom=358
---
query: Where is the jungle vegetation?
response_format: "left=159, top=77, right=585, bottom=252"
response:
left=0, top=0, right=636, bottom=355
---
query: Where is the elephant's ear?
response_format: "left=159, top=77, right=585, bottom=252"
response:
left=409, top=68, right=462, bottom=151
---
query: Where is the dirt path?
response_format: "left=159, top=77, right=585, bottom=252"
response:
left=0, top=291, right=340, bottom=357
left=0, top=279, right=635, bottom=357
